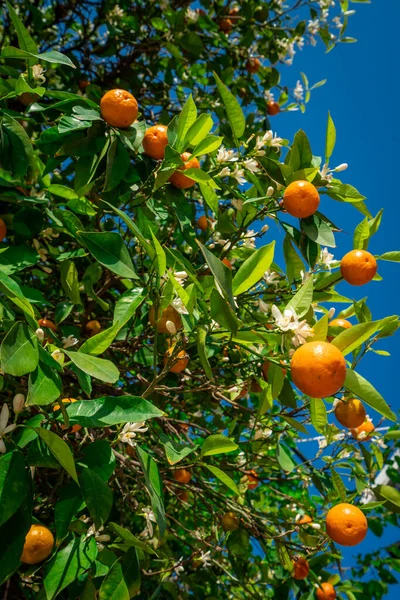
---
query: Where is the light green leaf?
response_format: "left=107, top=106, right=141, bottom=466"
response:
left=6, top=2, right=38, bottom=56
left=64, top=350, right=119, bottom=384
left=175, top=95, right=197, bottom=151
left=192, top=135, right=223, bottom=157
left=353, top=217, right=370, bottom=250
left=184, top=114, right=213, bottom=147
left=378, top=251, right=400, bottom=262
left=101, top=202, right=154, bottom=259
left=109, top=522, right=157, bottom=555
left=197, top=326, right=213, bottom=380
left=331, top=467, right=346, bottom=501
left=1, top=322, right=38, bottom=376
left=276, top=443, right=295, bottom=473
left=287, top=276, right=313, bottom=318
left=136, top=446, right=165, bottom=538
left=79, top=322, right=121, bottom=356
left=199, top=183, right=219, bottom=214
left=36, top=428, right=79, bottom=484
left=204, top=464, right=240, bottom=495
left=312, top=313, right=329, bottom=341
left=99, top=548, right=141, bottom=600
left=232, top=241, right=275, bottom=295
left=150, top=230, right=166, bottom=276
left=310, top=397, right=327, bottom=433
left=201, top=434, right=238, bottom=457
left=26, top=363, right=62, bottom=406
left=159, top=434, right=196, bottom=465
left=213, top=72, right=245, bottom=139
left=344, top=370, right=396, bottom=421
left=60, top=259, right=81, bottom=304
left=197, top=241, right=234, bottom=308
left=331, top=320, right=382, bottom=356
left=325, top=111, right=336, bottom=161
left=1, top=46, right=75, bottom=68
left=113, top=288, right=146, bottom=327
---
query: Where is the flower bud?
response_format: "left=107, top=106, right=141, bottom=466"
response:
left=13, top=393, right=25, bottom=413
left=261, top=224, right=269, bottom=233
left=36, top=328, right=45, bottom=342
left=51, top=349, right=64, bottom=364
left=165, top=321, right=177, bottom=335
left=328, top=307, right=336, bottom=319
left=266, top=186, right=274, bottom=197
left=334, top=163, right=348, bottom=172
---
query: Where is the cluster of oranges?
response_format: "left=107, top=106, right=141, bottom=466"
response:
left=100, top=89, right=200, bottom=189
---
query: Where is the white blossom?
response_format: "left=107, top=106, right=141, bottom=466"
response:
left=243, top=158, right=260, bottom=173
left=119, top=422, right=148, bottom=447
left=263, top=269, right=279, bottom=286
left=319, top=163, right=333, bottom=183
left=216, top=147, right=238, bottom=164
left=0, top=404, right=16, bottom=453
left=300, top=270, right=312, bottom=283
left=174, top=557, right=185, bottom=576
left=217, top=166, right=231, bottom=178
left=171, top=297, right=189, bottom=315
left=319, top=247, right=335, bottom=270
left=332, top=15, right=342, bottom=28
left=198, top=550, right=212, bottom=567
left=294, top=80, right=304, bottom=102
left=173, top=271, right=188, bottom=286
left=186, top=7, right=198, bottom=22
left=62, top=335, right=79, bottom=349
left=318, top=437, right=328, bottom=449
left=255, top=130, right=283, bottom=155
left=32, top=64, right=46, bottom=83
left=241, top=229, right=257, bottom=249
left=231, top=164, right=246, bottom=185
left=51, top=349, right=64, bottom=364
left=264, top=89, right=275, bottom=102
left=307, top=19, right=320, bottom=35
left=258, top=299, right=270, bottom=314
left=291, top=320, right=314, bottom=347
left=272, top=305, right=298, bottom=332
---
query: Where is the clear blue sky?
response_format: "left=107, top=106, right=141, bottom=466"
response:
left=271, top=2, right=399, bottom=597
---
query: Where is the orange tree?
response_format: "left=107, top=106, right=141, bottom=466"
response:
left=0, top=1, right=400, bottom=599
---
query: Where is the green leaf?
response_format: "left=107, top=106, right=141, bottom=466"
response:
left=150, top=230, right=167, bottom=276
left=185, top=114, right=213, bottom=146
left=331, top=467, right=346, bottom=501
left=283, top=235, right=304, bottom=283
left=0, top=271, right=35, bottom=318
left=276, top=443, right=295, bottom=473
left=1, top=46, right=75, bottom=68
left=287, top=276, right=314, bottom=318
left=301, top=214, right=335, bottom=248
left=175, top=95, right=197, bottom=151
left=213, top=72, right=245, bottom=139
left=344, top=370, right=396, bottom=421
left=47, top=184, right=79, bottom=200
left=79, top=231, right=138, bottom=280
left=6, top=1, right=38, bottom=56
left=26, top=363, right=62, bottom=406
left=384, top=430, right=400, bottom=440
left=201, top=433, right=238, bottom=457
left=79, top=322, right=121, bottom=356
left=310, top=397, right=327, bottom=433
left=312, top=312, right=329, bottom=341
left=79, top=467, right=113, bottom=529
left=160, top=434, right=196, bottom=465
left=35, top=428, right=79, bottom=484
left=204, top=464, right=240, bottom=495
left=64, top=350, right=119, bottom=384
left=232, top=241, right=275, bottom=295
left=331, top=320, right=382, bottom=356
left=99, top=548, right=141, bottom=600
left=55, top=482, right=84, bottom=542
left=199, top=182, right=219, bottom=214
left=113, top=288, right=145, bottom=327
left=0, top=493, right=32, bottom=586
left=104, top=139, right=130, bottom=192
left=353, top=217, right=370, bottom=250
left=0, top=450, right=30, bottom=528
left=210, top=289, right=239, bottom=334
left=43, top=537, right=97, bottom=600
left=197, top=326, right=213, bottom=380
left=325, top=111, right=336, bottom=161
left=136, top=446, right=166, bottom=538
left=109, top=522, right=157, bottom=555
left=192, top=135, right=223, bottom=157
left=102, top=202, right=154, bottom=259
left=80, top=440, right=116, bottom=481
left=60, top=259, right=81, bottom=304
left=378, top=251, right=400, bottom=262
left=289, top=130, right=312, bottom=170
left=62, top=396, right=164, bottom=428
left=197, top=241, right=234, bottom=308
left=1, top=322, right=38, bottom=376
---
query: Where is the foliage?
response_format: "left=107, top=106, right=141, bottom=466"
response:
left=0, top=1, right=399, bottom=599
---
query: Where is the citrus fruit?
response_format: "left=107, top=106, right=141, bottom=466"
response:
left=173, top=469, right=192, bottom=484
left=267, top=101, right=280, bottom=116
left=328, top=318, right=352, bottom=341
left=149, top=305, right=182, bottom=334
left=351, top=419, right=375, bottom=441
left=316, top=582, right=336, bottom=600
left=100, top=89, right=138, bottom=128
left=297, top=514, right=313, bottom=525
left=20, top=525, right=54, bottom=565
left=290, top=341, right=347, bottom=398
left=169, top=152, right=200, bottom=189
left=197, top=215, right=214, bottom=231
left=38, top=318, right=57, bottom=333
left=335, top=398, right=366, bottom=429
left=246, top=58, right=261, bottom=73
left=142, top=124, right=168, bottom=160
left=292, top=557, right=309, bottom=580
left=19, top=92, right=40, bottom=106
left=177, top=490, right=189, bottom=502
left=246, top=469, right=259, bottom=490
left=164, top=348, right=189, bottom=373
left=53, top=398, right=81, bottom=433
left=219, top=17, right=233, bottom=33
left=221, top=511, right=239, bottom=531
left=0, top=218, right=7, bottom=242
left=86, top=320, right=102, bottom=336
left=325, top=503, right=368, bottom=546
left=222, top=257, right=232, bottom=269
left=340, top=249, right=377, bottom=286
left=78, top=80, right=90, bottom=90
left=283, top=180, right=320, bottom=219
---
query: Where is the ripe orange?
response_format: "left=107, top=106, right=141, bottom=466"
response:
left=340, top=249, right=377, bottom=286
left=316, top=582, right=336, bottom=600
left=267, top=101, right=280, bottom=116
left=222, top=257, right=233, bottom=269
left=142, top=124, right=169, bottom=160
left=53, top=398, right=81, bottom=433
left=246, top=58, right=261, bottom=74
left=283, top=180, right=320, bottom=219
left=173, top=469, right=192, bottom=484
left=169, top=152, right=200, bottom=189
left=38, top=318, right=57, bottom=333
left=290, top=341, right=347, bottom=398
left=100, top=89, right=138, bottom=128
left=351, top=419, right=375, bottom=441
left=219, top=17, right=233, bottom=33
left=297, top=514, right=313, bottom=525
left=292, top=557, right=309, bottom=580
left=335, top=398, right=366, bottom=429
left=164, top=347, right=189, bottom=373
left=0, top=218, right=7, bottom=242
left=221, top=511, right=239, bottom=532
left=246, top=469, right=259, bottom=490
left=197, top=215, right=214, bottom=231
left=20, top=525, right=54, bottom=565
left=325, top=503, right=367, bottom=546
left=86, top=320, right=102, bottom=336
left=328, top=318, right=352, bottom=341
left=149, top=305, right=182, bottom=334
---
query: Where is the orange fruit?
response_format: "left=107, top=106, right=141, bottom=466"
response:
left=38, top=318, right=57, bottom=333
left=283, top=180, right=320, bottom=219
left=222, top=257, right=233, bottom=269
left=221, top=511, right=239, bottom=532
left=297, top=514, right=313, bottom=525
left=197, top=215, right=214, bottom=231
left=19, top=92, right=40, bottom=106
left=328, top=318, right=352, bottom=341
left=325, top=503, right=367, bottom=546
left=246, top=469, right=259, bottom=490
left=351, top=419, right=375, bottom=441
left=316, top=582, right=336, bottom=600
left=142, top=124, right=169, bottom=160
left=340, top=249, right=377, bottom=286
left=291, top=341, right=347, bottom=398
left=0, top=218, right=7, bottom=242
left=149, top=305, right=182, bottom=334
left=86, top=320, right=102, bottom=336
left=100, top=89, right=138, bottom=128
left=78, top=80, right=90, bottom=90
left=219, top=17, right=233, bottom=33
left=164, top=348, right=189, bottom=373
left=20, top=525, right=54, bottom=565
left=173, top=469, right=192, bottom=484
left=335, top=398, right=366, bottom=429
left=177, top=490, right=189, bottom=502
left=53, top=398, right=81, bottom=433
left=292, top=557, right=309, bottom=580
left=267, top=101, right=280, bottom=116
left=246, top=58, right=261, bottom=74
left=169, top=152, right=200, bottom=189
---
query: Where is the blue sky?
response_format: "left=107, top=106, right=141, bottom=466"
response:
left=271, top=1, right=399, bottom=597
